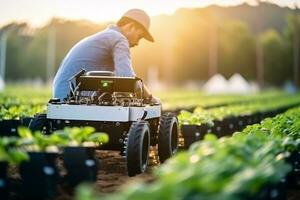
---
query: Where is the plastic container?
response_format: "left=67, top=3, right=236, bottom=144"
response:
left=21, top=117, right=33, bottom=127
left=181, top=124, right=214, bottom=149
left=19, top=152, right=59, bottom=199
left=0, top=162, right=8, bottom=199
left=62, top=146, right=98, bottom=186
left=0, top=120, right=21, bottom=136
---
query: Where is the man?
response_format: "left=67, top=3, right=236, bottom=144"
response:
left=53, top=9, right=159, bottom=103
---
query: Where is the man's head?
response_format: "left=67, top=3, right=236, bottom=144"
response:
left=117, top=9, right=154, bottom=48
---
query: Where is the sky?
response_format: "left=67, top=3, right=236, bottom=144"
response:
left=1, top=0, right=300, bottom=27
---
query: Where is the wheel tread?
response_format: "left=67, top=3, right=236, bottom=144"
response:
left=126, top=121, right=150, bottom=176
left=158, top=113, right=179, bottom=163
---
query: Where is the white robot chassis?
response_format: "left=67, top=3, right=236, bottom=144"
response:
left=29, top=70, right=179, bottom=176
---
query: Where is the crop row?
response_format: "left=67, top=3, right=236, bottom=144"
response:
left=161, top=91, right=288, bottom=111
left=179, top=94, right=300, bottom=148
left=178, top=94, right=300, bottom=126
left=91, top=106, right=300, bottom=200
left=0, top=92, right=294, bottom=137
left=0, top=126, right=108, bottom=199
left=0, top=104, right=47, bottom=137
left=0, top=91, right=290, bottom=138
left=0, top=104, right=46, bottom=120
left=0, top=85, right=51, bottom=108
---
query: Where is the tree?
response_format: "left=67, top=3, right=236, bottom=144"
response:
left=260, top=29, right=286, bottom=86
left=283, top=13, right=300, bottom=88
left=219, top=20, right=256, bottom=79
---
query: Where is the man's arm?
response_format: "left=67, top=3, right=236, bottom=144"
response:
left=112, top=38, right=136, bottom=77
left=112, top=38, right=160, bottom=105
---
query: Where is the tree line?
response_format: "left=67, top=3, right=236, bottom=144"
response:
left=0, top=3, right=300, bottom=87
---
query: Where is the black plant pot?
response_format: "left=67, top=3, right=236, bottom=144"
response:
left=62, top=146, right=98, bottom=187
left=251, top=112, right=262, bottom=124
left=21, top=117, right=34, bottom=127
left=285, top=151, right=300, bottom=188
left=0, top=119, right=21, bottom=137
left=212, top=120, right=223, bottom=137
left=220, top=117, right=238, bottom=136
left=265, top=110, right=276, bottom=119
left=0, top=162, right=8, bottom=200
left=247, top=179, right=287, bottom=200
left=19, top=152, right=59, bottom=199
left=246, top=114, right=253, bottom=125
left=181, top=124, right=213, bottom=149
left=236, top=115, right=249, bottom=131
left=257, top=111, right=265, bottom=122
left=264, top=180, right=287, bottom=200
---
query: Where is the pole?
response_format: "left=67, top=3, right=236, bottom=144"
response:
left=208, top=23, right=218, bottom=77
left=0, top=31, right=9, bottom=81
left=46, top=25, right=56, bottom=83
left=293, top=2, right=299, bottom=89
left=256, top=38, right=264, bottom=88
left=255, top=0, right=264, bottom=88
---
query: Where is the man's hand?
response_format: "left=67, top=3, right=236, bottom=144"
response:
left=150, top=96, right=161, bottom=105
left=141, top=83, right=161, bottom=105
left=144, top=94, right=161, bottom=105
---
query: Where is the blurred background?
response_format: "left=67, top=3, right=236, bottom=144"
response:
left=1, top=0, right=300, bottom=93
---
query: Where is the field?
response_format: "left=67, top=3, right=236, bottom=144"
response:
left=0, top=86, right=299, bottom=200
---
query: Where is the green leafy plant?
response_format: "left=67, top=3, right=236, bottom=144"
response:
left=17, top=126, right=109, bottom=152
left=0, top=105, right=46, bottom=120
left=18, top=127, right=65, bottom=152
left=0, top=137, right=29, bottom=164
left=97, top=106, right=300, bottom=200
left=53, top=126, right=109, bottom=147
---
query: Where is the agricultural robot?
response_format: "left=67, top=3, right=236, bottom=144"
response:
left=29, top=70, right=179, bottom=176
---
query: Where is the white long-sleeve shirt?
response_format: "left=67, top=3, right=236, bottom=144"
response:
left=53, top=24, right=135, bottom=100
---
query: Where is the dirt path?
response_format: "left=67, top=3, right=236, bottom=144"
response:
left=55, top=148, right=157, bottom=200
left=95, top=149, right=157, bottom=193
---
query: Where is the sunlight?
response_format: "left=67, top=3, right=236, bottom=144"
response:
left=1, top=0, right=299, bottom=27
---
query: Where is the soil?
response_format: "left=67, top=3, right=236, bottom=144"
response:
left=287, top=189, right=300, bottom=200
left=94, top=149, right=157, bottom=193
left=54, top=148, right=158, bottom=200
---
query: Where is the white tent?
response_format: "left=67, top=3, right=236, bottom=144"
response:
left=227, top=73, right=251, bottom=94
left=202, top=73, right=254, bottom=94
left=202, top=74, right=228, bottom=94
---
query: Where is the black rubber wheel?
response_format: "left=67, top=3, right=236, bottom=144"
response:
left=158, top=113, right=179, bottom=163
left=28, top=113, right=51, bottom=135
left=126, top=121, right=150, bottom=177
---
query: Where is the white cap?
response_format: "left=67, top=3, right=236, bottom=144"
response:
left=121, top=9, right=154, bottom=42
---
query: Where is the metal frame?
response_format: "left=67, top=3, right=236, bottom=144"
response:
left=47, top=103, right=161, bottom=122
